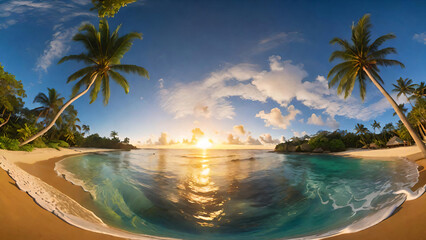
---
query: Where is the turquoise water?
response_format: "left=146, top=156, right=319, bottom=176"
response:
left=57, top=149, right=419, bottom=239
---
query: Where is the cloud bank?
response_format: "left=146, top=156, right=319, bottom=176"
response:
left=161, top=55, right=398, bottom=125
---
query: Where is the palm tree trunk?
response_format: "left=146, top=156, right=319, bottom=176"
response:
left=363, top=67, right=426, bottom=157
left=20, top=73, right=98, bottom=146
left=0, top=112, right=11, bottom=128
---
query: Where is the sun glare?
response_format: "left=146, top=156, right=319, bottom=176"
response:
left=196, top=137, right=213, bottom=149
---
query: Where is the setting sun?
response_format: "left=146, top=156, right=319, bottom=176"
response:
left=196, top=137, right=213, bottom=149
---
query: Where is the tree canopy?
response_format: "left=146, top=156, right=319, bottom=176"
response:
left=91, top=0, right=137, bottom=18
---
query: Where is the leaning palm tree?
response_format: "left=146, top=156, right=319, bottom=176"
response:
left=33, top=88, right=65, bottom=126
left=392, top=77, right=417, bottom=107
left=371, top=120, right=381, bottom=134
left=20, top=19, right=149, bottom=146
left=328, top=14, right=426, bottom=157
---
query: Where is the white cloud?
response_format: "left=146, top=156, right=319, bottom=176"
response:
left=293, top=131, right=308, bottom=138
left=0, top=19, right=17, bottom=29
left=307, top=113, right=340, bottom=129
left=259, top=133, right=280, bottom=145
left=158, top=78, right=164, bottom=88
left=252, top=56, right=308, bottom=106
left=256, top=106, right=300, bottom=130
left=414, top=33, right=426, bottom=44
left=161, top=63, right=265, bottom=119
left=35, top=26, right=78, bottom=72
left=156, top=132, right=170, bottom=145
left=161, top=56, right=397, bottom=122
left=0, top=1, right=52, bottom=17
left=326, top=116, right=340, bottom=129
left=307, top=113, right=324, bottom=125
left=233, top=125, right=246, bottom=135
left=0, top=1, right=94, bottom=26
left=256, top=32, right=303, bottom=53
left=227, top=134, right=243, bottom=144
left=246, top=135, right=262, bottom=145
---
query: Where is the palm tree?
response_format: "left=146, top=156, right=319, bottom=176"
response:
left=382, top=123, right=395, bottom=133
left=411, top=82, right=426, bottom=100
left=20, top=19, right=149, bottom=146
left=110, top=131, right=119, bottom=141
left=328, top=14, right=426, bottom=157
left=82, top=124, right=90, bottom=136
left=392, top=77, right=417, bottom=107
left=355, top=123, right=368, bottom=135
left=393, top=104, right=407, bottom=116
left=371, top=120, right=381, bottom=133
left=33, top=88, right=65, bottom=126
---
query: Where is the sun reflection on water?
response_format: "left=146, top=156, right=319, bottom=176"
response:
left=178, top=149, right=226, bottom=227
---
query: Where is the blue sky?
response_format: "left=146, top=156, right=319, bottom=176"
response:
left=1, top=0, right=426, bottom=147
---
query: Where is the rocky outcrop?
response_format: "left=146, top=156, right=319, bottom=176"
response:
left=313, top=148, right=324, bottom=153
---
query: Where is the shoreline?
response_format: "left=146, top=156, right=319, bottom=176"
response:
left=0, top=147, right=425, bottom=239
left=0, top=148, right=168, bottom=240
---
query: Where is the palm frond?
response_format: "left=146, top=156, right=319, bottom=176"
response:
left=110, top=64, right=149, bottom=79
left=109, top=70, right=129, bottom=93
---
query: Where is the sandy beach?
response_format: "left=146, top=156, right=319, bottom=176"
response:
left=0, top=146, right=425, bottom=240
left=0, top=148, right=122, bottom=240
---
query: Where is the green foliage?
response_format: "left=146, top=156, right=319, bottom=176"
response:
left=17, top=123, right=37, bottom=141
left=329, top=139, right=346, bottom=152
left=0, top=136, right=20, bottom=151
left=82, top=133, right=136, bottom=150
left=58, top=140, right=70, bottom=148
left=32, top=137, right=48, bottom=148
left=47, top=142, right=60, bottom=150
left=33, top=88, right=65, bottom=127
left=0, top=63, right=26, bottom=114
left=91, top=0, right=136, bottom=18
left=59, top=19, right=149, bottom=105
left=328, top=14, right=404, bottom=101
left=308, top=132, right=329, bottom=150
left=275, top=143, right=287, bottom=152
left=19, top=144, right=34, bottom=152
left=392, top=78, right=417, bottom=100
left=373, top=139, right=387, bottom=148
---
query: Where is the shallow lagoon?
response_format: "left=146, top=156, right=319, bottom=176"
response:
left=57, top=149, right=419, bottom=239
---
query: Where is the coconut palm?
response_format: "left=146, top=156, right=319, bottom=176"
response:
left=328, top=14, right=426, bottom=157
left=355, top=123, right=368, bottom=135
left=371, top=120, right=381, bottom=133
left=392, top=77, right=417, bottom=107
left=110, top=130, right=118, bottom=139
left=82, top=124, right=90, bottom=136
left=20, top=19, right=149, bottom=146
left=392, top=104, right=407, bottom=117
left=33, top=88, right=65, bottom=126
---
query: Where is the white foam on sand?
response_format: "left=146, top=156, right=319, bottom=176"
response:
left=0, top=155, right=175, bottom=240
left=54, top=158, right=98, bottom=200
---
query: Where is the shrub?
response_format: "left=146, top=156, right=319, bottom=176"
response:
left=47, top=142, right=60, bottom=150
left=58, top=140, right=70, bottom=148
left=0, top=136, right=20, bottom=151
left=32, top=137, right=48, bottom=148
left=329, top=139, right=345, bottom=152
left=19, top=144, right=34, bottom=152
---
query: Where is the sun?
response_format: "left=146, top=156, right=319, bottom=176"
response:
left=196, top=137, right=213, bottom=149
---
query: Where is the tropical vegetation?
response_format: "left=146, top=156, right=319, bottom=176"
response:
left=19, top=18, right=149, bottom=146
left=327, top=14, right=426, bottom=157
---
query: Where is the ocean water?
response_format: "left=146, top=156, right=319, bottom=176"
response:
left=56, top=149, right=420, bottom=239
